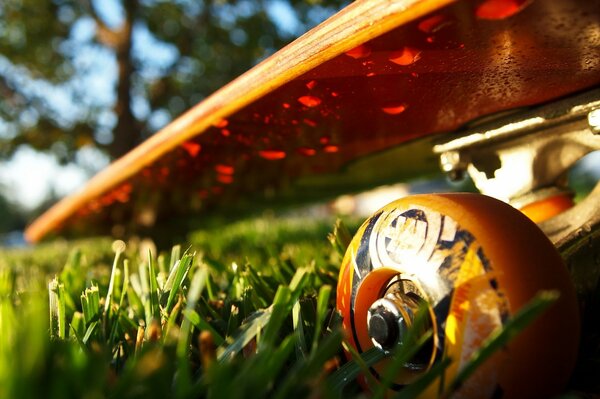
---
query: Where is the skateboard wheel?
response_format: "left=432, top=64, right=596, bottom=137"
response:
left=336, top=193, right=579, bottom=398
left=519, top=193, right=574, bottom=223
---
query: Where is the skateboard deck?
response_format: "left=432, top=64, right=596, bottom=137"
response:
left=25, top=0, right=600, bottom=242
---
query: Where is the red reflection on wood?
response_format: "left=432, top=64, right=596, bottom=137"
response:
left=258, top=150, right=286, bottom=160
left=298, top=95, right=322, bottom=107
left=476, top=0, right=532, bottom=20
left=382, top=103, right=407, bottom=115
left=182, top=141, right=202, bottom=157
left=345, top=44, right=371, bottom=59
left=297, top=147, right=317, bottom=157
left=389, top=47, right=422, bottom=66
left=215, top=164, right=235, bottom=175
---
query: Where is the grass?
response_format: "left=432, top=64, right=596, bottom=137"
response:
left=0, top=215, right=592, bottom=398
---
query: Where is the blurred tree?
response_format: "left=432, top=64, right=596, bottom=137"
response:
left=0, top=189, right=26, bottom=233
left=0, top=0, right=347, bottom=163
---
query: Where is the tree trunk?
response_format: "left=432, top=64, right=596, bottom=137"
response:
left=107, top=1, right=139, bottom=160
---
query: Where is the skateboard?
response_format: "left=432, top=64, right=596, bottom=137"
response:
left=25, top=0, right=600, bottom=397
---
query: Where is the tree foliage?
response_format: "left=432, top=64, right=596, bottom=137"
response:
left=0, top=0, right=347, bottom=164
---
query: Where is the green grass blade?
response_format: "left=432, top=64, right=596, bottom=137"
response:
left=147, top=249, right=161, bottom=326
left=245, top=265, right=274, bottom=306
left=288, top=267, right=310, bottom=304
left=328, top=346, right=386, bottom=391
left=104, top=240, right=125, bottom=315
left=183, top=309, right=224, bottom=346
left=328, top=219, right=352, bottom=257
left=177, top=266, right=208, bottom=356
left=217, top=309, right=272, bottom=362
left=82, top=320, right=99, bottom=344
left=165, top=254, right=193, bottom=313
left=81, top=285, right=100, bottom=325
left=258, top=286, right=292, bottom=351
left=263, top=334, right=296, bottom=381
left=170, top=245, right=181, bottom=271
left=311, top=284, right=332, bottom=353
left=273, top=329, right=344, bottom=399
left=48, top=277, right=67, bottom=339
left=292, top=301, right=308, bottom=359
left=70, top=311, right=85, bottom=339
left=176, top=266, right=208, bottom=398
left=118, top=260, right=130, bottom=310
left=393, top=357, right=452, bottom=399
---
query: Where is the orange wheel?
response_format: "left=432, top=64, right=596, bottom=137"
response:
left=336, top=193, right=579, bottom=398
left=519, top=193, right=574, bottom=223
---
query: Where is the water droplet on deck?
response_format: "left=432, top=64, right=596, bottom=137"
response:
left=303, top=118, right=317, bottom=127
left=89, top=200, right=101, bottom=212
left=297, top=147, right=316, bottom=157
left=217, top=174, right=234, bottom=184
left=476, top=0, right=531, bottom=19
left=215, top=164, right=235, bottom=175
left=282, top=103, right=291, bottom=109
left=298, top=95, right=322, bottom=107
left=418, top=14, right=451, bottom=33
left=259, top=150, right=286, bottom=160
left=345, top=44, right=371, bottom=59
left=214, top=119, right=229, bottom=128
left=320, top=135, right=330, bottom=145
left=115, top=184, right=131, bottom=203
left=306, top=80, right=317, bottom=89
left=331, top=92, right=339, bottom=97
left=366, top=72, right=376, bottom=77
left=323, top=145, right=339, bottom=153
left=182, top=141, right=202, bottom=157
left=221, top=129, right=231, bottom=137
left=389, top=47, right=422, bottom=66
left=382, top=103, right=407, bottom=115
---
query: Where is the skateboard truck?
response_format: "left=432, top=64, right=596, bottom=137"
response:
left=434, top=88, right=600, bottom=249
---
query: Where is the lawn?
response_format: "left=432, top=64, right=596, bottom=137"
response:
left=0, top=214, right=595, bottom=398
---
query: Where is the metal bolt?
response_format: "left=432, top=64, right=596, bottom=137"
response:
left=588, top=109, right=600, bottom=134
left=439, top=151, right=467, bottom=182
left=367, top=299, right=404, bottom=350
left=367, top=292, right=420, bottom=351
left=367, top=288, right=433, bottom=370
